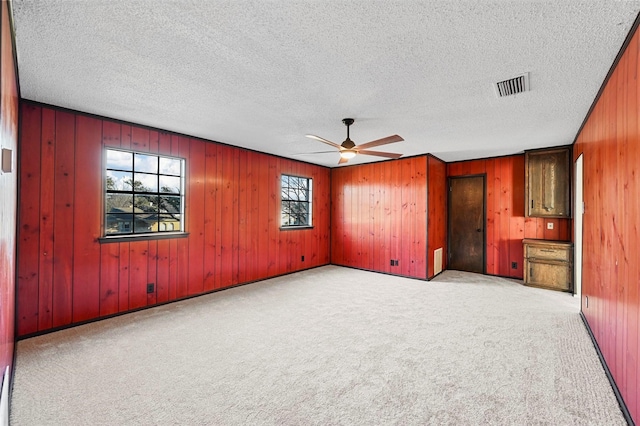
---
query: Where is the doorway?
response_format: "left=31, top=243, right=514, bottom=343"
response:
left=448, top=175, right=485, bottom=273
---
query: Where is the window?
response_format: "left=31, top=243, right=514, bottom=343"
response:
left=281, top=174, right=312, bottom=227
left=105, top=148, right=185, bottom=237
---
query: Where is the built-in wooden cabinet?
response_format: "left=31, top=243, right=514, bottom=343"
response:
left=525, top=147, right=571, bottom=218
left=523, top=239, right=573, bottom=292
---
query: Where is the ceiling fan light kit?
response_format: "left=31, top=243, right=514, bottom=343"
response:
left=305, top=118, right=404, bottom=165
left=340, top=149, right=357, bottom=160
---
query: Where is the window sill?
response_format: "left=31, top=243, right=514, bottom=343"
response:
left=279, top=226, right=314, bottom=231
left=98, top=232, right=190, bottom=244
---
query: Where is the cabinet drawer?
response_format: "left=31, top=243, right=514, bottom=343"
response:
left=525, top=245, right=571, bottom=262
left=525, top=260, right=572, bottom=292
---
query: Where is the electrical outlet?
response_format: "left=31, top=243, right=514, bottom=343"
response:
left=511, top=262, right=517, bottom=269
left=546, top=222, right=554, bottom=230
left=301, top=255, right=304, bottom=262
left=146, top=283, right=155, bottom=294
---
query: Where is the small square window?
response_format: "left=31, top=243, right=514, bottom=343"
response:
left=281, top=174, right=312, bottom=228
left=105, top=148, right=185, bottom=237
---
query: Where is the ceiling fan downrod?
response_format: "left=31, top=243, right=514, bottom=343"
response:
left=341, top=118, right=355, bottom=149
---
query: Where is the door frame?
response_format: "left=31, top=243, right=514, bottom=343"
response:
left=574, top=154, right=583, bottom=302
left=447, top=174, right=486, bottom=274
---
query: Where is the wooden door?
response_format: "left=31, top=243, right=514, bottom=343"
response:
left=448, top=175, right=485, bottom=273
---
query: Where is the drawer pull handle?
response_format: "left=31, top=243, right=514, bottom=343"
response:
left=540, top=249, right=555, bottom=253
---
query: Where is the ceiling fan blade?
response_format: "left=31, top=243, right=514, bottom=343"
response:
left=338, top=156, right=349, bottom=165
left=305, top=134, right=341, bottom=149
left=357, top=149, right=403, bottom=159
left=355, top=135, right=404, bottom=150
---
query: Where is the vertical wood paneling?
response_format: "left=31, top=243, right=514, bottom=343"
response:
left=175, top=136, right=189, bottom=298
left=156, top=239, right=170, bottom=303
left=17, top=104, right=41, bottom=335
left=574, top=24, right=640, bottom=424
left=427, top=156, right=446, bottom=278
left=72, top=115, right=102, bottom=322
left=448, top=155, right=570, bottom=279
left=238, top=149, right=249, bottom=284
left=187, top=139, right=205, bottom=295
left=17, top=103, right=331, bottom=337
left=257, top=153, right=270, bottom=276
left=331, top=167, right=343, bottom=265
left=118, top=242, right=130, bottom=312
left=37, top=109, right=55, bottom=330
left=100, top=122, right=121, bottom=315
left=52, top=111, right=75, bottom=328
left=128, top=241, right=149, bottom=309
left=99, top=243, right=119, bottom=316
left=485, top=159, right=496, bottom=274
left=330, top=156, right=428, bottom=279
left=267, top=155, right=278, bottom=277
left=203, top=142, right=217, bottom=292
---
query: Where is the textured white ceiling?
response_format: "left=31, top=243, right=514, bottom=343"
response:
left=11, top=1, right=640, bottom=166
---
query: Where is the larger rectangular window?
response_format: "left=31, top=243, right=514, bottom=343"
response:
left=105, top=149, right=185, bottom=237
left=281, top=174, right=312, bottom=228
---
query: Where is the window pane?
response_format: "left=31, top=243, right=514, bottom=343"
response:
left=160, top=157, right=182, bottom=176
left=159, top=175, right=181, bottom=194
left=133, top=172, right=158, bottom=192
left=106, top=193, right=133, bottom=213
left=106, top=213, right=133, bottom=235
left=134, top=153, right=158, bottom=173
left=281, top=201, right=291, bottom=226
left=106, top=150, right=133, bottom=171
left=159, top=214, right=181, bottom=231
left=289, top=176, right=298, bottom=189
left=281, top=175, right=288, bottom=188
left=159, top=195, right=181, bottom=214
left=133, top=215, right=155, bottom=233
left=106, top=170, right=133, bottom=191
left=134, top=194, right=159, bottom=213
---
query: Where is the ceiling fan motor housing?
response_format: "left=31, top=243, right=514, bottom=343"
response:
left=341, top=138, right=355, bottom=149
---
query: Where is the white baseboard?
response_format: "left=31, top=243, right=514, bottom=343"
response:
left=0, top=366, right=9, bottom=426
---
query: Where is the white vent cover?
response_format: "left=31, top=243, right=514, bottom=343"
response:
left=434, top=248, right=443, bottom=275
left=495, top=73, right=530, bottom=97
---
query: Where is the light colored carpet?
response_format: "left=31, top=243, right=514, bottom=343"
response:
left=10, top=266, right=624, bottom=425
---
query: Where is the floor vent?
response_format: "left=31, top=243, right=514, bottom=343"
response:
left=434, top=248, right=443, bottom=275
left=495, top=73, right=530, bottom=97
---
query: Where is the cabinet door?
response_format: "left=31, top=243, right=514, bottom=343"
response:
left=526, top=260, right=572, bottom=291
left=526, top=148, right=570, bottom=217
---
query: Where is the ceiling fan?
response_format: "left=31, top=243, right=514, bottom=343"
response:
left=305, top=118, right=404, bottom=164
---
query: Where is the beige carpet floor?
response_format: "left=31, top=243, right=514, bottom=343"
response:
left=10, top=266, right=624, bottom=425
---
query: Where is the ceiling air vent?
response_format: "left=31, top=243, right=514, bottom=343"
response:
left=495, top=73, right=530, bottom=97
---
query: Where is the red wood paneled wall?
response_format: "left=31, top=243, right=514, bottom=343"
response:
left=331, top=156, right=428, bottom=280
left=0, top=0, right=18, bottom=379
left=573, top=24, right=640, bottom=423
left=447, top=155, right=570, bottom=279
left=17, top=102, right=330, bottom=337
left=427, top=155, right=447, bottom=278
